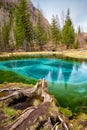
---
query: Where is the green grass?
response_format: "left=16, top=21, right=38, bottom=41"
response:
left=60, top=107, right=72, bottom=117
left=0, top=69, right=37, bottom=85
left=3, top=106, right=16, bottom=117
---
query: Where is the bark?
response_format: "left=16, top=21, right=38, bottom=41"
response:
left=7, top=80, right=52, bottom=130
left=0, top=82, right=39, bottom=102
left=0, top=88, right=21, bottom=93
left=58, top=113, right=69, bottom=130
left=0, top=79, right=70, bottom=130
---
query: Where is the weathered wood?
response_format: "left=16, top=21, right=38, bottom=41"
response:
left=0, top=91, right=20, bottom=101
left=0, top=88, right=21, bottom=93
left=52, top=122, right=59, bottom=130
left=0, top=79, right=70, bottom=130
left=47, top=117, right=54, bottom=129
left=0, top=80, right=52, bottom=130
left=0, top=82, right=39, bottom=102
left=58, top=113, right=69, bottom=130
left=9, top=107, right=36, bottom=130
left=41, top=79, right=52, bottom=102
left=5, top=102, right=50, bottom=130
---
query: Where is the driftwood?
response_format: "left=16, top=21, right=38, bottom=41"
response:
left=8, top=106, right=36, bottom=130
left=0, top=88, right=21, bottom=93
left=58, top=113, right=69, bottom=130
left=0, top=82, right=39, bottom=102
left=0, top=79, right=70, bottom=130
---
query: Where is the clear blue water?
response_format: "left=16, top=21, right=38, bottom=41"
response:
left=0, top=58, right=87, bottom=112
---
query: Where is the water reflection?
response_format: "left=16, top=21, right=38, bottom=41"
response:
left=57, top=67, right=64, bottom=82
left=3, top=60, right=41, bottom=68
left=1, top=58, right=87, bottom=85
left=44, top=60, right=74, bottom=89
left=44, top=60, right=87, bottom=85
left=45, top=71, right=51, bottom=82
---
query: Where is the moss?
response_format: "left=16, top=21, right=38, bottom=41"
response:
left=3, top=106, right=16, bottom=117
left=48, top=100, right=59, bottom=117
left=76, top=113, right=87, bottom=120
left=0, top=69, right=36, bottom=85
left=60, top=107, right=72, bottom=117
left=33, top=99, right=41, bottom=106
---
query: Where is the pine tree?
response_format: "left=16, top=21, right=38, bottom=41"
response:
left=15, top=7, right=25, bottom=48
left=15, top=0, right=34, bottom=51
left=0, top=28, right=2, bottom=51
left=35, top=11, right=47, bottom=50
left=78, top=26, right=81, bottom=35
left=51, top=16, right=61, bottom=47
left=2, top=22, right=11, bottom=51
left=62, top=8, right=75, bottom=48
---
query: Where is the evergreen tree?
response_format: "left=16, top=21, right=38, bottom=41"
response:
left=2, top=22, right=11, bottom=51
left=15, top=0, right=34, bottom=51
left=51, top=16, right=61, bottom=47
left=15, top=7, right=25, bottom=48
left=62, top=8, right=75, bottom=48
left=0, top=28, right=2, bottom=51
left=2, top=24, right=9, bottom=49
left=78, top=25, right=81, bottom=35
left=35, top=11, right=47, bottom=50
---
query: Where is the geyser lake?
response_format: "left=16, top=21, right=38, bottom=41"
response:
left=0, top=58, right=87, bottom=113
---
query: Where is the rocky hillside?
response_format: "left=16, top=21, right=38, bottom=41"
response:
left=0, top=0, right=49, bottom=29
left=0, top=0, right=50, bottom=51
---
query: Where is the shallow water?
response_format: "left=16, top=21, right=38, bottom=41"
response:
left=0, top=58, right=87, bottom=112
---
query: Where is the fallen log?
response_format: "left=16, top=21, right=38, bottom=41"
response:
left=8, top=107, right=36, bottom=130
left=0, top=82, right=39, bottom=103
left=4, top=80, right=52, bottom=130
left=58, top=113, right=69, bottom=130
left=41, top=79, right=52, bottom=102
left=0, top=79, right=70, bottom=130
left=0, top=91, right=20, bottom=101
left=0, top=88, right=21, bottom=93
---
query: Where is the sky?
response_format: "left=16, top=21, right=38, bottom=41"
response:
left=31, top=0, right=87, bottom=32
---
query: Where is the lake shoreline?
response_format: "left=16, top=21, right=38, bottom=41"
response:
left=0, top=53, right=87, bottom=129
left=0, top=49, right=87, bottom=61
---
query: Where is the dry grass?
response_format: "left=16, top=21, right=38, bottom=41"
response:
left=0, top=49, right=87, bottom=59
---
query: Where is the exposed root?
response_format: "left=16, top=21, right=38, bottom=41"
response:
left=0, top=79, right=70, bottom=130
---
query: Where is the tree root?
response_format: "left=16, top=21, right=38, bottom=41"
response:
left=0, top=79, right=70, bottom=130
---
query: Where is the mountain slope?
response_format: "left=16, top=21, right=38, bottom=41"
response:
left=0, top=0, right=50, bottom=29
left=0, top=0, right=50, bottom=51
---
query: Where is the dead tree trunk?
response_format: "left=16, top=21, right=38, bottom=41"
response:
left=0, top=79, right=70, bottom=130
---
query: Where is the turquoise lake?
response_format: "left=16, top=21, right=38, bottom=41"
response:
left=0, top=58, right=87, bottom=113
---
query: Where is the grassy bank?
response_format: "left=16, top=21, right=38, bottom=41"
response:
left=0, top=49, right=87, bottom=61
left=0, top=69, right=36, bottom=85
